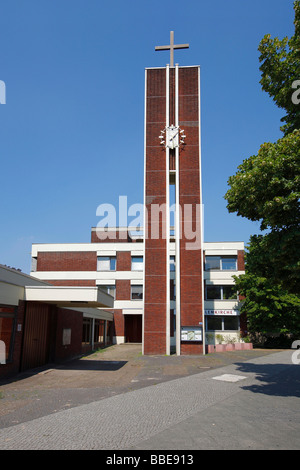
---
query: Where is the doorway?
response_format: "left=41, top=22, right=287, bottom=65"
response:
left=21, top=303, right=51, bottom=371
left=124, top=315, right=142, bottom=343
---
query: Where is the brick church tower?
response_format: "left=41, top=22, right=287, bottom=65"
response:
left=143, top=32, right=204, bottom=355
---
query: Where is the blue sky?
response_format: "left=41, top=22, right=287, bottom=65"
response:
left=0, top=0, right=295, bottom=273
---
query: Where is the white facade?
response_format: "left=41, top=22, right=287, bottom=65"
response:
left=31, top=235, right=245, bottom=346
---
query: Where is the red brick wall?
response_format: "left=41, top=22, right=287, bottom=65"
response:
left=144, top=67, right=167, bottom=355
left=144, top=66, right=203, bottom=355
left=48, top=280, right=96, bottom=286
left=117, top=251, right=131, bottom=271
left=237, top=250, right=245, bottom=270
left=37, top=251, right=97, bottom=271
left=0, top=302, right=84, bottom=379
left=116, top=280, right=130, bottom=300
left=179, top=66, right=203, bottom=355
left=113, top=309, right=125, bottom=338
left=54, top=307, right=83, bottom=362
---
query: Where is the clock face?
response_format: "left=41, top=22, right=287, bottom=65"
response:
left=166, top=126, right=179, bottom=149
left=159, top=125, right=185, bottom=149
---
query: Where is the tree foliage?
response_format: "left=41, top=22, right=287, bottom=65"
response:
left=234, top=273, right=300, bottom=335
left=225, top=130, right=300, bottom=231
left=224, top=2, right=300, bottom=338
left=244, top=231, right=300, bottom=295
left=258, top=0, right=300, bottom=135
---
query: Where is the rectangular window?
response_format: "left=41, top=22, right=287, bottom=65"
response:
left=99, top=285, right=116, bottom=299
left=205, top=256, right=220, bottom=271
left=170, top=256, right=175, bottom=272
left=206, top=315, right=240, bottom=331
left=205, top=285, right=237, bottom=300
left=206, top=285, right=221, bottom=300
left=205, top=256, right=237, bottom=271
left=97, top=256, right=116, bottom=271
left=221, top=257, right=237, bottom=270
left=223, top=316, right=239, bottom=330
left=0, top=308, right=16, bottom=362
left=206, top=315, right=223, bottom=331
left=222, top=285, right=238, bottom=300
left=82, top=318, right=92, bottom=345
left=131, top=256, right=143, bottom=271
left=131, top=285, right=143, bottom=300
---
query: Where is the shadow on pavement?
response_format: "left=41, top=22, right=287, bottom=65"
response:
left=235, top=361, right=300, bottom=398
left=57, top=360, right=127, bottom=371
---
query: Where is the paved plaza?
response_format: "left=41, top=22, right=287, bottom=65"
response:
left=0, top=345, right=299, bottom=450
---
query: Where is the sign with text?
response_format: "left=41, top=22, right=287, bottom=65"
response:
left=181, top=327, right=202, bottom=342
left=205, top=309, right=239, bottom=316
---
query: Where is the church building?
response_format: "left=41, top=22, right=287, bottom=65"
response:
left=29, top=33, right=246, bottom=356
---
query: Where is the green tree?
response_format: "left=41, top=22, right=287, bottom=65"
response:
left=258, top=0, right=300, bottom=135
left=224, top=1, right=300, bottom=339
left=244, top=231, right=300, bottom=295
left=225, top=130, right=300, bottom=232
left=233, top=273, right=300, bottom=336
left=233, top=235, right=300, bottom=336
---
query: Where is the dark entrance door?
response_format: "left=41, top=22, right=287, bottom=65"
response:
left=21, top=303, right=51, bottom=371
left=125, top=315, right=142, bottom=343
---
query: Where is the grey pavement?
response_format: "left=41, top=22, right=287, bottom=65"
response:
left=0, top=349, right=299, bottom=450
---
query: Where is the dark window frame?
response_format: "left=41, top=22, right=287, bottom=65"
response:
left=131, top=285, right=143, bottom=300
left=205, top=256, right=237, bottom=271
left=205, top=315, right=240, bottom=332
left=205, top=285, right=238, bottom=300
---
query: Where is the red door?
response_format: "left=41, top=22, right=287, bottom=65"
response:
left=21, top=303, right=51, bottom=371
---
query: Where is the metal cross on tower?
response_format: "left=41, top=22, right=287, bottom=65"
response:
left=155, top=31, right=189, bottom=67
